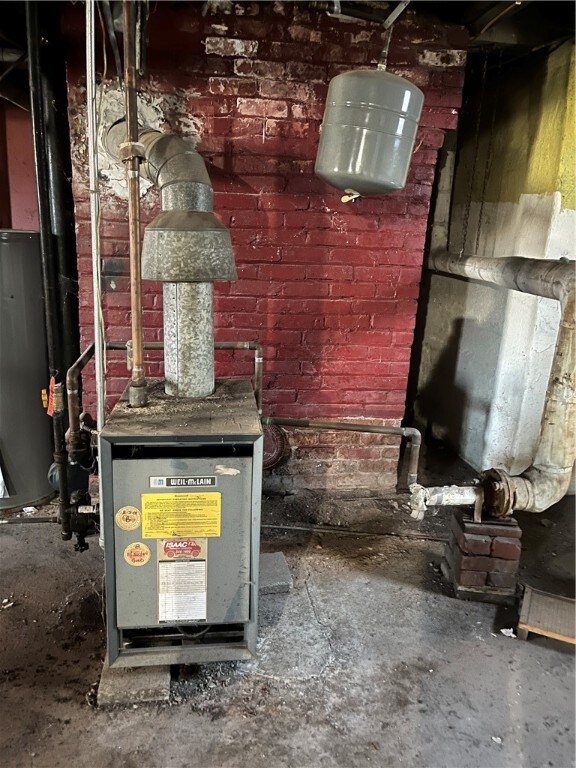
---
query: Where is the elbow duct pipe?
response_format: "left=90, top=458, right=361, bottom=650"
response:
left=507, top=288, right=575, bottom=513
left=414, top=252, right=576, bottom=518
left=103, top=124, right=236, bottom=399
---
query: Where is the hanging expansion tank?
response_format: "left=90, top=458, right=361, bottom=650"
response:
left=315, top=68, right=424, bottom=196
left=100, top=126, right=262, bottom=667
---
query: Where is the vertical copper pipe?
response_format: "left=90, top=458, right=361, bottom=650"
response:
left=123, top=0, right=146, bottom=405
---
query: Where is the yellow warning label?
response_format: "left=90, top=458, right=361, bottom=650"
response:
left=141, top=493, right=221, bottom=539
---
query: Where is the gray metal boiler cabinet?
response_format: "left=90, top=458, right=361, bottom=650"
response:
left=100, top=379, right=263, bottom=668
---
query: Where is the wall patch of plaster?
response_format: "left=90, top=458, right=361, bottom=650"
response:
left=95, top=84, right=203, bottom=203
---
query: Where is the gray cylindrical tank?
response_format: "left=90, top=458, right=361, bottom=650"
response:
left=0, top=231, right=54, bottom=510
left=315, top=69, right=424, bottom=195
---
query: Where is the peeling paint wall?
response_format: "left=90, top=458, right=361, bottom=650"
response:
left=416, top=42, right=576, bottom=475
left=63, top=1, right=468, bottom=493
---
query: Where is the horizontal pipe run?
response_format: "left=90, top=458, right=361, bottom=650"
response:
left=125, top=340, right=263, bottom=411
left=261, top=417, right=421, bottom=487
left=66, top=340, right=264, bottom=451
left=428, top=252, right=575, bottom=306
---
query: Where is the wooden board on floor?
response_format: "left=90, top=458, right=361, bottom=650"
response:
left=517, top=585, right=575, bottom=644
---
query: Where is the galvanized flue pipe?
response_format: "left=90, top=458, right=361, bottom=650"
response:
left=103, top=119, right=236, bottom=399
left=138, top=130, right=235, bottom=398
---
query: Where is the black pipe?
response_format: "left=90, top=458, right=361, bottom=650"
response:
left=38, top=6, right=80, bottom=375
left=102, top=0, right=123, bottom=82
left=26, top=3, right=74, bottom=541
left=66, top=342, right=96, bottom=458
left=26, top=2, right=60, bottom=378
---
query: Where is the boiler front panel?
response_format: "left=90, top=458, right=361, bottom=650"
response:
left=112, top=456, right=252, bottom=628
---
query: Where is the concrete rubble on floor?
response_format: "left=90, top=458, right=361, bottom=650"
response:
left=258, top=551, right=294, bottom=595
left=97, top=662, right=171, bottom=707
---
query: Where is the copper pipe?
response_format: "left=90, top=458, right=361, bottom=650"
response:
left=123, top=0, right=146, bottom=406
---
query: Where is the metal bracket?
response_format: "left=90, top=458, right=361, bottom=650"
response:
left=481, top=467, right=516, bottom=518
left=118, top=140, right=145, bottom=162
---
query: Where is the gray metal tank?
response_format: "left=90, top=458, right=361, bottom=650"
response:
left=315, top=69, right=424, bottom=195
left=0, top=231, right=55, bottom=510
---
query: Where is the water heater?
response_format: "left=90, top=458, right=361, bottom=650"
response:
left=315, top=69, right=424, bottom=196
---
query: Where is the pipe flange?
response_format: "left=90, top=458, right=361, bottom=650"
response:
left=480, top=468, right=515, bottom=518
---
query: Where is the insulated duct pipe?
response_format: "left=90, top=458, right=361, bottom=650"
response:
left=413, top=252, right=575, bottom=517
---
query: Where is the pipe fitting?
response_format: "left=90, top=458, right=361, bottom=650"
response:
left=128, top=382, right=149, bottom=408
left=511, top=467, right=573, bottom=514
left=409, top=483, right=480, bottom=521
left=139, top=131, right=212, bottom=191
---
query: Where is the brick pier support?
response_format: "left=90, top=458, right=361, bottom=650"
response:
left=442, top=511, right=522, bottom=604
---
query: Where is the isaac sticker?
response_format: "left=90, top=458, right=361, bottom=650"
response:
left=124, top=542, right=151, bottom=567
left=115, top=506, right=141, bottom=531
left=158, top=538, right=207, bottom=561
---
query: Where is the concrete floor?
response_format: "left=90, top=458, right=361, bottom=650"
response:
left=0, top=483, right=574, bottom=768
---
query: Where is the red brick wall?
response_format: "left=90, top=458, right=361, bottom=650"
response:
left=64, top=2, right=467, bottom=493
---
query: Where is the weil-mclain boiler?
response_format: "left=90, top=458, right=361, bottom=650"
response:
left=100, top=380, right=262, bottom=668
left=98, top=124, right=263, bottom=668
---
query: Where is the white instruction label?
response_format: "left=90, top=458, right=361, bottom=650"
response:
left=158, top=560, right=207, bottom=622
